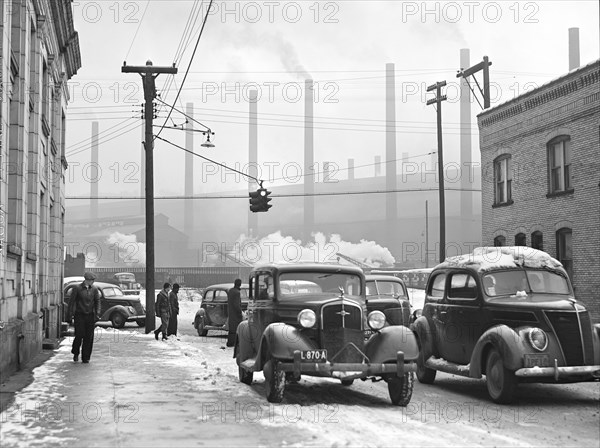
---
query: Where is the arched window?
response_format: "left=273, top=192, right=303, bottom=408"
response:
left=493, top=235, right=506, bottom=247
left=556, top=228, right=573, bottom=279
left=531, top=231, right=543, bottom=250
left=493, top=155, right=512, bottom=205
left=547, top=136, right=572, bottom=194
left=515, top=233, right=526, bottom=246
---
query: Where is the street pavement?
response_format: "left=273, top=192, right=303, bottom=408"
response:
left=0, top=325, right=311, bottom=448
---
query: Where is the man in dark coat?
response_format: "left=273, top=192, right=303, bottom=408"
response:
left=69, top=272, right=101, bottom=363
left=154, top=283, right=171, bottom=341
left=226, top=279, right=243, bottom=347
left=167, top=283, right=180, bottom=337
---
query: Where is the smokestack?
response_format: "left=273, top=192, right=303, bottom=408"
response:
left=375, top=155, right=382, bottom=176
left=460, top=48, right=473, bottom=218
left=184, top=102, right=194, bottom=238
left=385, top=63, right=398, bottom=241
left=91, top=121, right=99, bottom=220
left=348, top=158, right=355, bottom=181
left=304, top=79, right=314, bottom=241
left=568, top=28, right=580, bottom=71
left=248, top=90, right=258, bottom=236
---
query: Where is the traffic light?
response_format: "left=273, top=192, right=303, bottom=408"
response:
left=249, top=188, right=272, bottom=213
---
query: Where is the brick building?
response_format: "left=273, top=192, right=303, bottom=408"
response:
left=0, top=1, right=81, bottom=376
left=477, top=60, right=600, bottom=321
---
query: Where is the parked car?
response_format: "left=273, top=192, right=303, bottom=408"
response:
left=64, top=281, right=146, bottom=329
left=365, top=274, right=412, bottom=326
left=113, top=272, right=143, bottom=295
left=193, top=283, right=249, bottom=336
left=235, top=263, right=419, bottom=405
left=412, top=246, right=600, bottom=404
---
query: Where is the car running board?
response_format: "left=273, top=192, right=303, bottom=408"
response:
left=425, top=356, right=476, bottom=378
left=240, top=358, right=257, bottom=371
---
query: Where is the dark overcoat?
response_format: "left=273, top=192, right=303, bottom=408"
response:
left=227, top=286, right=243, bottom=334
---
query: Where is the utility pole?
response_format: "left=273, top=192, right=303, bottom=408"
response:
left=456, top=56, right=492, bottom=109
left=426, top=81, right=447, bottom=262
left=122, top=60, right=177, bottom=333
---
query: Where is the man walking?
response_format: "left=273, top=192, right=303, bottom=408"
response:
left=226, top=279, right=243, bottom=347
left=154, top=283, right=171, bottom=340
left=167, top=283, right=180, bottom=337
left=69, top=272, right=101, bottom=363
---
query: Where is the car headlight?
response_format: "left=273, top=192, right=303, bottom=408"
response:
left=297, top=309, right=316, bottom=328
left=128, top=306, right=135, bottom=314
left=528, top=327, right=548, bottom=351
left=367, top=311, right=386, bottom=330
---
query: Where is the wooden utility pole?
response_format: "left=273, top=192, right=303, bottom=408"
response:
left=426, top=81, right=447, bottom=262
left=122, top=60, right=177, bottom=333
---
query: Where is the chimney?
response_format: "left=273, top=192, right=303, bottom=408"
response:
left=568, top=28, right=580, bottom=71
left=385, top=62, right=397, bottom=222
left=375, top=155, right=382, bottom=176
left=91, top=121, right=99, bottom=220
left=184, top=102, right=194, bottom=238
left=248, top=90, right=258, bottom=236
left=304, top=79, right=314, bottom=241
left=460, top=48, right=473, bottom=218
left=348, top=158, right=355, bottom=181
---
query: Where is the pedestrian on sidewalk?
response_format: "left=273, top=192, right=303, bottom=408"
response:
left=167, top=283, right=180, bottom=337
left=226, top=279, right=243, bottom=347
left=154, top=283, right=171, bottom=340
left=69, top=272, right=101, bottom=363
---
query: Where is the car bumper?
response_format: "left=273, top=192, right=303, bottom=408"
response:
left=515, top=361, right=600, bottom=381
left=126, top=314, right=146, bottom=321
left=278, top=350, right=416, bottom=380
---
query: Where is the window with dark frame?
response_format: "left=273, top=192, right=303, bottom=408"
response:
left=531, top=231, right=543, bottom=250
left=556, top=228, right=573, bottom=280
left=548, top=136, right=572, bottom=194
left=515, top=233, right=526, bottom=246
left=493, top=155, right=512, bottom=205
left=493, top=235, right=506, bottom=247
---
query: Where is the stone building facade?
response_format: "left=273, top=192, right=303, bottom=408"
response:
left=0, top=0, right=80, bottom=376
left=477, top=60, right=600, bottom=321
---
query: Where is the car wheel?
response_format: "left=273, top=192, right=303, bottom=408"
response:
left=111, top=313, right=126, bottom=329
left=486, top=348, right=517, bottom=404
left=340, top=379, right=354, bottom=386
left=197, top=318, right=208, bottom=337
left=387, top=372, right=414, bottom=406
left=263, top=359, right=285, bottom=403
left=136, top=319, right=146, bottom=327
left=416, top=353, right=436, bottom=384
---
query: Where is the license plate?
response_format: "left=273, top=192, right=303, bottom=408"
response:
left=524, top=354, right=549, bottom=368
left=300, top=349, right=327, bottom=363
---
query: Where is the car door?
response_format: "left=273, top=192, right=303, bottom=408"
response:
left=248, top=272, right=275, bottom=352
left=202, top=289, right=215, bottom=325
left=444, top=271, right=482, bottom=364
left=211, top=289, right=228, bottom=327
left=425, top=272, right=452, bottom=360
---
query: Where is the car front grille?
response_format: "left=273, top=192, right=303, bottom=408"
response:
left=545, top=310, right=594, bottom=365
left=321, top=300, right=364, bottom=363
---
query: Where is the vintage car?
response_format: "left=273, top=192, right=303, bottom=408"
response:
left=193, top=283, right=249, bottom=336
left=64, top=281, right=146, bottom=329
left=412, top=246, right=600, bottom=404
left=365, top=274, right=412, bottom=326
left=235, top=263, right=419, bottom=405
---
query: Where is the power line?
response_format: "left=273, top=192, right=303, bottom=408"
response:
left=123, top=0, right=151, bottom=62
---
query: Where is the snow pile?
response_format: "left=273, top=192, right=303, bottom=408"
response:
left=438, top=246, right=564, bottom=273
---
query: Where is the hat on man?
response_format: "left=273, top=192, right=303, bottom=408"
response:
left=83, top=271, right=97, bottom=281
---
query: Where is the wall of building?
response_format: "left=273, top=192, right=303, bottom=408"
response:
left=0, top=0, right=80, bottom=378
left=478, top=61, right=600, bottom=320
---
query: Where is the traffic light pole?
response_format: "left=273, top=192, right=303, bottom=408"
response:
left=122, top=61, right=177, bottom=333
left=426, top=81, right=447, bottom=263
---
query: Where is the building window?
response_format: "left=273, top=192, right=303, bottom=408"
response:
left=548, top=136, right=572, bottom=194
left=556, top=228, right=572, bottom=280
left=531, top=231, right=543, bottom=250
left=515, top=233, right=526, bottom=246
left=494, top=235, right=506, bottom=247
left=494, top=155, right=512, bottom=205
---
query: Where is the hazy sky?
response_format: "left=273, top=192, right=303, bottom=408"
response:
left=64, top=0, right=600, bottom=200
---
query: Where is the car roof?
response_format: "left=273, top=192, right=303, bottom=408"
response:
left=365, top=274, right=406, bottom=282
left=434, top=246, right=565, bottom=274
left=66, top=281, right=122, bottom=289
left=252, top=262, right=364, bottom=276
left=205, top=283, right=249, bottom=290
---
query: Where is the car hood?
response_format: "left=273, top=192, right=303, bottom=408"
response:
left=485, top=293, right=579, bottom=311
left=278, top=293, right=366, bottom=308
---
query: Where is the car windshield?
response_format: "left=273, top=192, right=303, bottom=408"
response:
left=366, top=280, right=407, bottom=298
left=483, top=269, right=571, bottom=298
left=102, top=287, right=125, bottom=297
left=279, top=272, right=362, bottom=298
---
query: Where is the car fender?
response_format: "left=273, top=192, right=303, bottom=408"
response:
left=254, top=323, right=317, bottom=370
left=100, top=305, right=130, bottom=321
left=235, top=320, right=258, bottom=363
left=194, top=308, right=206, bottom=328
left=365, top=325, right=419, bottom=363
left=470, top=324, right=526, bottom=377
left=593, top=324, right=600, bottom=364
left=411, top=315, right=436, bottom=360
